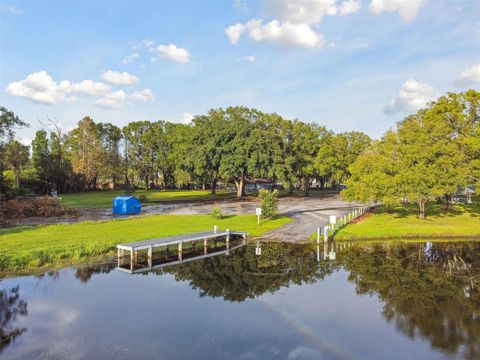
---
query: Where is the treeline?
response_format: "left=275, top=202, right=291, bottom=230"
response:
left=343, top=90, right=480, bottom=218
left=0, top=106, right=371, bottom=198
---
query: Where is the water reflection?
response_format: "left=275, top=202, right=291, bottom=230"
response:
left=3, top=240, right=480, bottom=359
left=342, top=241, right=480, bottom=360
left=0, top=285, right=28, bottom=353
left=159, top=242, right=336, bottom=302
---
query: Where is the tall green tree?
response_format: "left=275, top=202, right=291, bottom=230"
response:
left=67, top=117, right=104, bottom=190
left=0, top=107, right=28, bottom=195
left=123, top=121, right=163, bottom=190
left=189, top=111, right=228, bottom=193
left=218, top=106, right=263, bottom=197
left=3, top=140, right=29, bottom=189
left=343, top=95, right=468, bottom=218
left=97, top=122, right=123, bottom=189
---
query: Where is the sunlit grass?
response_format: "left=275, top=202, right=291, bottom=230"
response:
left=334, top=201, right=480, bottom=240
left=0, top=214, right=292, bottom=273
left=60, top=189, right=235, bottom=208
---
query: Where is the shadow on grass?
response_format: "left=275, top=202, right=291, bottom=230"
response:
left=0, top=226, right=36, bottom=236
left=378, top=201, right=480, bottom=220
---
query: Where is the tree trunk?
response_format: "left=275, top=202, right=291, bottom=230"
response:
left=211, top=179, right=217, bottom=195
left=445, top=194, right=452, bottom=211
left=14, top=168, right=20, bottom=189
left=235, top=175, right=245, bottom=198
left=419, top=199, right=426, bottom=219
left=303, top=176, right=310, bottom=197
left=145, top=175, right=149, bottom=191
left=320, top=176, right=325, bottom=190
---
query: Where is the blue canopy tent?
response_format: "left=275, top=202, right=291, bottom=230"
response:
left=113, top=195, right=142, bottom=215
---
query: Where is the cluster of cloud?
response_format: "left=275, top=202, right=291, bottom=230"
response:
left=152, top=44, right=190, bottom=64
left=5, top=70, right=153, bottom=109
left=226, top=0, right=426, bottom=49
left=385, top=62, right=480, bottom=114
left=455, top=64, right=480, bottom=87
left=226, top=0, right=350, bottom=50
left=385, top=79, right=435, bottom=114
left=123, top=39, right=190, bottom=65
left=369, top=0, right=426, bottom=22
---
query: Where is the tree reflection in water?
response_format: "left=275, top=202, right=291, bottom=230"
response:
left=0, top=285, right=28, bottom=353
left=342, top=241, right=480, bottom=360
left=73, top=240, right=480, bottom=358
left=159, top=242, right=337, bottom=302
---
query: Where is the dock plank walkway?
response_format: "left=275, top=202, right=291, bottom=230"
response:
left=117, top=229, right=247, bottom=251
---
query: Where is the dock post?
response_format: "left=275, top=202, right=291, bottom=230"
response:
left=317, top=227, right=320, bottom=244
left=148, top=245, right=153, bottom=260
left=324, top=225, right=329, bottom=242
left=214, top=225, right=218, bottom=234
left=242, top=232, right=247, bottom=244
left=130, top=249, right=135, bottom=271
left=178, top=242, right=183, bottom=261
left=226, top=229, right=230, bottom=249
left=204, top=238, right=208, bottom=254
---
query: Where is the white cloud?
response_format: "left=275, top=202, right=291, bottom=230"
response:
left=237, top=55, right=256, bottom=62
left=339, top=0, right=362, bottom=15
left=369, top=0, right=425, bottom=22
left=225, top=0, right=361, bottom=49
left=101, top=70, right=138, bottom=85
left=131, top=89, right=154, bottom=102
left=244, top=19, right=325, bottom=49
left=265, top=0, right=338, bottom=25
left=4, top=5, right=23, bottom=15
left=95, top=90, right=128, bottom=109
left=154, top=44, right=190, bottom=64
left=385, top=79, right=435, bottom=114
left=122, top=52, right=139, bottom=64
left=180, top=112, right=194, bottom=124
left=5, top=71, right=76, bottom=105
left=225, top=23, right=246, bottom=44
left=455, top=64, right=480, bottom=87
left=64, top=80, right=111, bottom=96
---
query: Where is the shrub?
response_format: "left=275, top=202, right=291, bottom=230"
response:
left=210, top=206, right=223, bottom=219
left=138, top=194, right=149, bottom=203
left=258, top=189, right=279, bottom=219
left=0, top=197, right=77, bottom=222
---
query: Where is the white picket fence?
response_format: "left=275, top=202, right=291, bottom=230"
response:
left=316, top=204, right=377, bottom=243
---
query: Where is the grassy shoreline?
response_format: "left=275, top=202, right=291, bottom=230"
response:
left=333, top=202, right=480, bottom=241
left=0, top=214, right=292, bottom=275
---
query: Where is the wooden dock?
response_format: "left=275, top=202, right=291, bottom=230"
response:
left=116, top=242, right=246, bottom=274
left=116, top=227, right=247, bottom=271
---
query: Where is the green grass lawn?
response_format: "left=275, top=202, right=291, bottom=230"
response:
left=334, top=201, right=480, bottom=240
left=60, top=189, right=235, bottom=208
left=0, top=214, right=291, bottom=274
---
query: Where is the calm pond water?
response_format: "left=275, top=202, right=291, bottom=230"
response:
left=1, top=240, right=480, bottom=360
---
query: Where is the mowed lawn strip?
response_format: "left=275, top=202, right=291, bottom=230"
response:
left=334, top=202, right=480, bottom=240
left=61, top=189, right=235, bottom=208
left=0, top=214, right=291, bottom=272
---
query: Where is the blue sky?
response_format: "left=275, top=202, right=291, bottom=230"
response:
left=1, top=0, right=479, bottom=144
